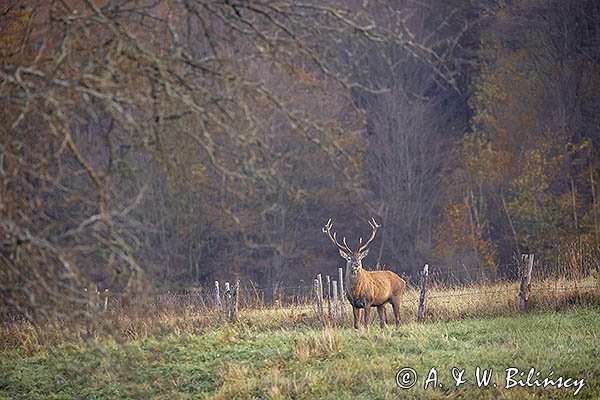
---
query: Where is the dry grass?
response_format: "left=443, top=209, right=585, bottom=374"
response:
left=344, top=275, right=599, bottom=325
left=1, top=276, right=598, bottom=352
left=291, top=326, right=340, bottom=361
left=0, top=276, right=599, bottom=399
left=403, top=276, right=599, bottom=322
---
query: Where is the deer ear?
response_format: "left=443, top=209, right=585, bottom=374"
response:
left=359, top=249, right=369, bottom=259
left=338, top=249, right=351, bottom=260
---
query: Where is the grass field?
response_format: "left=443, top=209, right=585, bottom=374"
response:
left=1, top=304, right=599, bottom=399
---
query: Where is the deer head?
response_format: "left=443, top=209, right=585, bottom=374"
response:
left=322, top=217, right=381, bottom=273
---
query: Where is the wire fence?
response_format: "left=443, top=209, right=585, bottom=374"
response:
left=6, top=259, right=593, bottom=326
left=142, top=262, right=595, bottom=321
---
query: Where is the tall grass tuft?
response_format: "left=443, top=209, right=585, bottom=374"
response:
left=1, top=274, right=597, bottom=352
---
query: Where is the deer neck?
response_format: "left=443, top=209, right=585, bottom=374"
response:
left=345, top=264, right=366, bottom=292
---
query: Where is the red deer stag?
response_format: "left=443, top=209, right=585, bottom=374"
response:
left=322, top=218, right=406, bottom=329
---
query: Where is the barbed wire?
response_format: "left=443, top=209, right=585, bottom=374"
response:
left=531, top=284, right=598, bottom=292
left=75, top=259, right=597, bottom=313
left=425, top=288, right=513, bottom=300
left=423, top=284, right=598, bottom=300
left=149, top=281, right=598, bottom=307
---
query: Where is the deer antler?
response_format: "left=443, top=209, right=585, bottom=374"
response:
left=322, top=218, right=353, bottom=253
left=358, top=217, right=381, bottom=253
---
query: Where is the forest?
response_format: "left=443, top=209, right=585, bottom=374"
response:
left=2, top=0, right=600, bottom=317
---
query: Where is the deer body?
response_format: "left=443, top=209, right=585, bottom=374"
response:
left=345, top=264, right=406, bottom=329
left=346, top=269, right=405, bottom=308
left=323, top=218, right=406, bottom=329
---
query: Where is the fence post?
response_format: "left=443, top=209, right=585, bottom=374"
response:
left=326, top=275, right=332, bottom=320
left=518, top=255, right=527, bottom=310
left=103, top=289, right=109, bottom=312
left=215, top=281, right=222, bottom=313
left=313, top=278, right=319, bottom=313
left=527, top=253, right=534, bottom=287
left=332, top=280, right=338, bottom=322
left=339, top=267, right=345, bottom=325
left=518, top=254, right=534, bottom=310
left=418, top=264, right=429, bottom=322
left=273, top=283, right=280, bottom=304
left=233, top=279, right=240, bottom=321
left=94, top=284, right=100, bottom=309
left=313, top=278, right=322, bottom=319
left=224, top=282, right=231, bottom=320
left=317, top=273, right=324, bottom=320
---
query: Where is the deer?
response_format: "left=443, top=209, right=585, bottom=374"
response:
left=322, top=218, right=406, bottom=329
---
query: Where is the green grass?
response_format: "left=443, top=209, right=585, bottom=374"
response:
left=1, top=307, right=599, bottom=399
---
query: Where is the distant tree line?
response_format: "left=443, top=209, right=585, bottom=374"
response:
left=1, top=0, right=599, bottom=319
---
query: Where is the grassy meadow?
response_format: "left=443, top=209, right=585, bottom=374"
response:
left=1, top=278, right=599, bottom=399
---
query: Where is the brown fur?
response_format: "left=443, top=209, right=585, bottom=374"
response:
left=322, top=218, right=405, bottom=329
left=346, top=266, right=406, bottom=329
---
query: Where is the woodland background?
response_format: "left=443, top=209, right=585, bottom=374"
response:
left=2, top=0, right=600, bottom=316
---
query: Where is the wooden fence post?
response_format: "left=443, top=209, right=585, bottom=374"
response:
left=214, top=281, right=222, bottom=313
left=518, top=254, right=534, bottom=310
left=314, top=278, right=323, bottom=320
left=273, top=283, right=281, bottom=304
left=94, top=284, right=100, bottom=309
left=224, top=281, right=231, bottom=320
left=233, top=279, right=240, bottom=321
left=83, top=287, right=89, bottom=314
left=317, top=274, right=324, bottom=320
left=313, top=278, right=318, bottom=309
left=418, top=264, right=429, bottom=322
left=518, top=254, right=527, bottom=310
left=103, top=289, right=109, bottom=312
left=527, top=253, right=534, bottom=287
left=332, top=280, right=338, bottom=322
left=326, top=275, right=332, bottom=320
left=339, top=267, right=345, bottom=325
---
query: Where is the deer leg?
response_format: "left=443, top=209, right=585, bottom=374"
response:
left=391, top=299, right=401, bottom=328
left=352, top=306, right=360, bottom=329
left=377, top=305, right=386, bottom=328
left=363, top=303, right=372, bottom=330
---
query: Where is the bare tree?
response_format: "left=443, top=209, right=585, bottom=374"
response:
left=1, top=0, right=471, bottom=326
